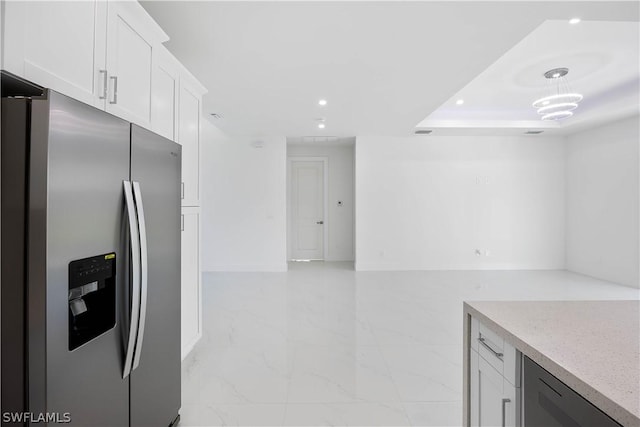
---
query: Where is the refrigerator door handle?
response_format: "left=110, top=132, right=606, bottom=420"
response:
left=131, top=182, right=148, bottom=371
left=123, top=181, right=142, bottom=379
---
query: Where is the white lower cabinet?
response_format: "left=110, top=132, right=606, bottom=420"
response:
left=181, top=206, right=202, bottom=359
left=177, top=76, right=205, bottom=207
left=470, top=317, right=520, bottom=427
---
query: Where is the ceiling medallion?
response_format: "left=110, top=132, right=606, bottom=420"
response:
left=532, top=68, right=583, bottom=121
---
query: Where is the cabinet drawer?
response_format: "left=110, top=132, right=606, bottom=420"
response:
left=473, top=317, right=520, bottom=387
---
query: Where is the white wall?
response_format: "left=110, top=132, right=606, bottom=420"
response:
left=200, top=120, right=287, bottom=271
left=287, top=143, right=355, bottom=261
left=355, top=135, right=566, bottom=271
left=566, top=115, right=640, bottom=288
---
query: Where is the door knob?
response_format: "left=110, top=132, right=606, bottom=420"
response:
left=316, top=221, right=324, bottom=225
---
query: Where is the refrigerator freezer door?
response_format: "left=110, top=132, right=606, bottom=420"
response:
left=1, top=98, right=29, bottom=419
left=130, top=125, right=182, bottom=427
left=29, top=91, right=131, bottom=425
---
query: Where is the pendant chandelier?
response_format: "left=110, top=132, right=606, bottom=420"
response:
left=532, top=68, right=583, bottom=121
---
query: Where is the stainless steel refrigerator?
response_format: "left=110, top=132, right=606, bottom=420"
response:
left=1, top=81, right=181, bottom=426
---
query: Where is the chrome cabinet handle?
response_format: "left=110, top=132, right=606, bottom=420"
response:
left=181, top=214, right=184, bottom=231
left=109, top=75, right=118, bottom=104
left=501, top=398, right=511, bottom=427
left=122, top=181, right=141, bottom=379
left=181, top=182, right=185, bottom=200
left=316, top=221, right=324, bottom=225
left=99, top=69, right=108, bottom=99
left=131, top=182, right=148, bottom=371
left=478, top=336, right=504, bottom=360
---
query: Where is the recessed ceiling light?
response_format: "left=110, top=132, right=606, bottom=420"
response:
left=318, top=123, right=326, bottom=129
left=318, top=99, right=327, bottom=106
left=569, top=18, right=581, bottom=25
left=456, top=99, right=464, bottom=105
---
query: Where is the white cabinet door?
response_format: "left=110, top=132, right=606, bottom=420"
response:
left=151, top=47, right=179, bottom=141
left=470, top=349, right=480, bottom=426
left=503, top=377, right=517, bottom=427
left=469, top=317, right=519, bottom=427
left=478, top=356, right=504, bottom=427
left=3, top=1, right=107, bottom=107
left=105, top=1, right=157, bottom=127
left=181, top=207, right=201, bottom=358
left=473, top=355, right=518, bottom=427
left=177, top=79, right=201, bottom=206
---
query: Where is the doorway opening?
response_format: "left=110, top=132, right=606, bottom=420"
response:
left=286, top=137, right=355, bottom=264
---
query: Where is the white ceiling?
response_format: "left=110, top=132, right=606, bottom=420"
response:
left=141, top=1, right=639, bottom=137
left=417, top=19, right=640, bottom=135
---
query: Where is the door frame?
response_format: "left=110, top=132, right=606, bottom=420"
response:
left=287, top=156, right=329, bottom=261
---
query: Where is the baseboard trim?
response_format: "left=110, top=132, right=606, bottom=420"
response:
left=355, top=262, right=565, bottom=271
left=204, top=263, right=288, bottom=272
left=181, top=331, right=202, bottom=361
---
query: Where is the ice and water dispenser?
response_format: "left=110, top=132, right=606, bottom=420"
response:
left=68, top=253, right=116, bottom=350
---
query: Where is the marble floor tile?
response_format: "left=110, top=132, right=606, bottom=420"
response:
left=179, top=403, right=286, bottom=427
left=403, top=401, right=463, bottom=426
left=199, top=404, right=286, bottom=427
left=199, top=308, right=288, bottom=349
left=179, top=262, right=639, bottom=426
left=379, top=345, right=463, bottom=402
left=186, top=346, right=292, bottom=404
left=288, top=345, right=401, bottom=403
left=283, top=402, right=410, bottom=426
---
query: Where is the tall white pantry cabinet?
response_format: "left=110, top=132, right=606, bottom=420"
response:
left=2, top=0, right=205, bottom=359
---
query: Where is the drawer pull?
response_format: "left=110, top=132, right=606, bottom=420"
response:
left=478, top=336, right=503, bottom=360
left=109, top=76, right=118, bottom=104
left=99, top=69, right=108, bottom=99
left=501, top=398, right=511, bottom=427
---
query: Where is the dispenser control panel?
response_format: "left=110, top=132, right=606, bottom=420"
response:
left=68, top=253, right=116, bottom=351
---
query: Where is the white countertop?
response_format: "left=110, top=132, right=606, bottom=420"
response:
left=464, top=300, right=640, bottom=427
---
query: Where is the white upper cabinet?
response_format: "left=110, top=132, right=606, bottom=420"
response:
left=3, top=1, right=107, bottom=107
left=105, top=1, right=167, bottom=128
left=2, top=1, right=168, bottom=130
left=151, top=46, right=179, bottom=141
left=178, top=73, right=206, bottom=206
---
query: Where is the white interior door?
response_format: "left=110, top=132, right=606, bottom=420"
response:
left=291, top=160, right=325, bottom=260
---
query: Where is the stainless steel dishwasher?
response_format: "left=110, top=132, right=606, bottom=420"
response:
left=523, top=356, right=621, bottom=427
